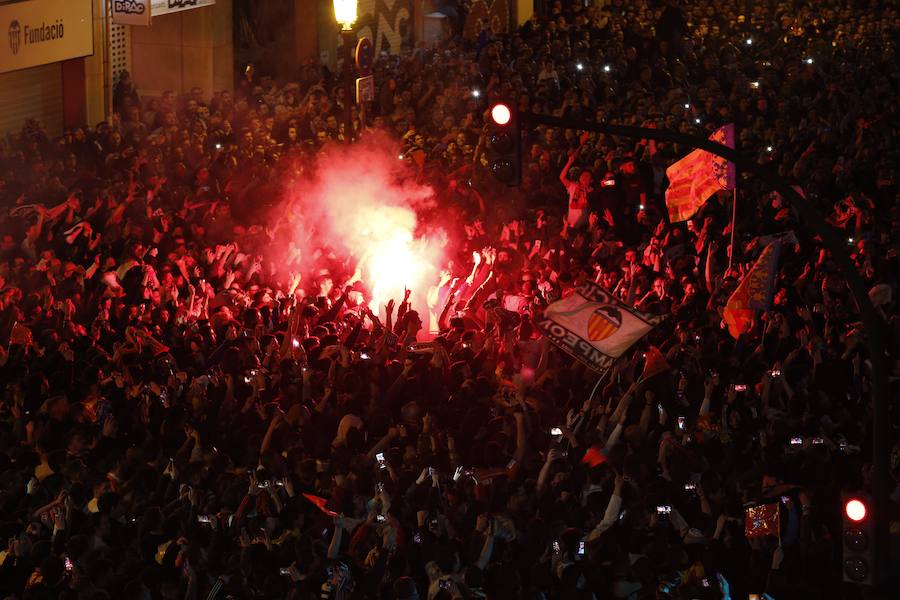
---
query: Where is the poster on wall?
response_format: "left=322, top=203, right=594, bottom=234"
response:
left=112, top=1, right=151, bottom=26
left=151, top=0, right=216, bottom=17
left=354, top=0, right=412, bottom=56
left=0, top=0, right=94, bottom=74
left=463, top=0, right=510, bottom=39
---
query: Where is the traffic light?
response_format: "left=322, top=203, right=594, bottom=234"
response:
left=842, top=493, right=876, bottom=584
left=485, top=101, right=521, bottom=186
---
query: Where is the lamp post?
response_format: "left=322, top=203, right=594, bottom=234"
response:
left=333, top=0, right=357, bottom=144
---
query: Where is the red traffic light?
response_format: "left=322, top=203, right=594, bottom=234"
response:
left=845, top=499, right=867, bottom=522
left=490, top=103, right=511, bottom=126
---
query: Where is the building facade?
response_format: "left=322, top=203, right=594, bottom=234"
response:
left=0, top=0, right=535, bottom=139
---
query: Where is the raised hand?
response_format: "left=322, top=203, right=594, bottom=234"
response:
left=163, top=458, right=177, bottom=480
left=102, top=415, right=118, bottom=438
left=282, top=476, right=295, bottom=498
left=484, top=247, right=496, bottom=266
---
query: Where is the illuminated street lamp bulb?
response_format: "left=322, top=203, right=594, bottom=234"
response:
left=745, top=37, right=753, bottom=45
left=766, top=146, right=773, bottom=152
left=603, top=64, right=611, bottom=72
left=683, top=103, right=690, bottom=109
left=333, top=0, right=357, bottom=30
left=694, top=118, right=701, bottom=124
left=576, top=63, right=584, bottom=71
left=805, top=57, right=814, bottom=64
left=751, top=81, right=760, bottom=89
left=472, top=89, right=480, bottom=98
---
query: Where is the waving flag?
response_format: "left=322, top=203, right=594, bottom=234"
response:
left=665, top=124, right=736, bottom=222
left=138, top=330, right=171, bottom=357
left=640, top=345, right=670, bottom=380
left=581, top=445, right=608, bottom=468
left=9, top=322, right=34, bottom=348
left=536, top=282, right=663, bottom=373
left=723, top=242, right=781, bottom=338
left=745, top=502, right=780, bottom=539
left=302, top=493, right=338, bottom=517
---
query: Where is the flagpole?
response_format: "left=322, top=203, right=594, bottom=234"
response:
left=728, top=188, right=737, bottom=273
left=587, top=370, right=610, bottom=405
left=728, top=123, right=738, bottom=274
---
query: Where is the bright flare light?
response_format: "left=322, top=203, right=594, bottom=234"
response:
left=333, top=0, right=357, bottom=30
left=490, top=103, right=511, bottom=126
left=365, top=231, right=427, bottom=311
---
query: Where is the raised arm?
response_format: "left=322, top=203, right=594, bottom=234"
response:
left=586, top=474, right=624, bottom=541
left=512, top=410, right=527, bottom=467
left=327, top=523, right=343, bottom=560
left=699, top=373, right=717, bottom=416
left=536, top=449, right=563, bottom=494
left=704, top=240, right=718, bottom=294
left=603, top=385, right=635, bottom=452
left=475, top=522, right=496, bottom=570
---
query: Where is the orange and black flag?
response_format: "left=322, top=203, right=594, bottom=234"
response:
left=724, top=242, right=781, bottom=339
left=536, top=281, right=663, bottom=374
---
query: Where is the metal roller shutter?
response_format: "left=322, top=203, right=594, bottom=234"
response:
left=0, top=62, right=64, bottom=141
left=109, top=19, right=131, bottom=90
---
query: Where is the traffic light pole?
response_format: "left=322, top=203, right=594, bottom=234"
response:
left=341, top=29, right=356, bottom=144
left=520, top=111, right=891, bottom=583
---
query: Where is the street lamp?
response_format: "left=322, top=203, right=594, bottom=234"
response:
left=333, top=0, right=357, bottom=143
left=333, top=0, right=357, bottom=30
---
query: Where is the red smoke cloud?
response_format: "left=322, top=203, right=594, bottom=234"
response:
left=279, top=134, right=447, bottom=320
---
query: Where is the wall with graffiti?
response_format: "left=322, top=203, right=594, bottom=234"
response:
left=355, top=0, right=413, bottom=55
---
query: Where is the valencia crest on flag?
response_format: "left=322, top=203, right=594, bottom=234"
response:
left=536, top=282, right=663, bottom=373
left=588, top=305, right=622, bottom=341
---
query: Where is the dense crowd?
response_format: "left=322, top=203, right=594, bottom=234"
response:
left=1, top=0, right=899, bottom=599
